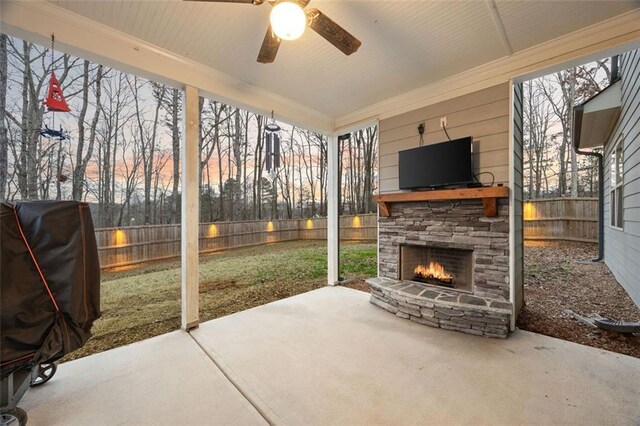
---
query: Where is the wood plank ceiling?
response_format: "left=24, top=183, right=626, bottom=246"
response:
left=48, top=0, right=639, bottom=118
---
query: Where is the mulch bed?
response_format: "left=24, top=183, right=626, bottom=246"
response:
left=517, top=241, right=640, bottom=358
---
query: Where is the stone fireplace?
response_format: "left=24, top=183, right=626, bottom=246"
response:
left=367, top=197, right=513, bottom=338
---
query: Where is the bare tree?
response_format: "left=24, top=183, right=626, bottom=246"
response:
left=72, top=62, right=103, bottom=201
left=3, top=35, right=383, bottom=227
left=534, top=61, right=609, bottom=198
left=252, top=114, right=265, bottom=219
left=524, top=80, right=556, bottom=198
left=128, top=77, right=166, bottom=224
left=360, top=126, right=377, bottom=213
left=96, top=72, right=133, bottom=226
left=231, top=108, right=244, bottom=220
left=163, top=87, right=181, bottom=223
left=116, top=129, right=143, bottom=227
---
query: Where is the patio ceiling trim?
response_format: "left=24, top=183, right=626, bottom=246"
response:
left=334, top=8, right=640, bottom=132
left=0, top=0, right=335, bottom=134
left=486, top=0, right=513, bottom=56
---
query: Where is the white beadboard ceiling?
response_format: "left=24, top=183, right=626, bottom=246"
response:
left=42, top=0, right=640, bottom=119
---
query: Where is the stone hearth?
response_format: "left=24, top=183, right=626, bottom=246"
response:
left=366, top=277, right=511, bottom=337
left=370, top=199, right=513, bottom=338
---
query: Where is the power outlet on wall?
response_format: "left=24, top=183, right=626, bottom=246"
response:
left=440, top=116, right=448, bottom=128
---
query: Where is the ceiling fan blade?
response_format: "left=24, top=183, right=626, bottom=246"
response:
left=183, top=0, right=262, bottom=4
left=307, top=8, right=361, bottom=56
left=257, top=25, right=281, bottom=63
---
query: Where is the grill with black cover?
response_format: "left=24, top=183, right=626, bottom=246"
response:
left=1, top=201, right=101, bottom=423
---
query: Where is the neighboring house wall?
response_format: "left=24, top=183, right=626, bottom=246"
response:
left=603, top=49, right=640, bottom=306
left=378, top=83, right=510, bottom=193
left=512, top=83, right=525, bottom=316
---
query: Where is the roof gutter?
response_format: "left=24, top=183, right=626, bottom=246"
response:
left=574, top=146, right=604, bottom=262
left=611, top=55, right=619, bottom=82
left=574, top=103, right=603, bottom=261
left=571, top=54, right=619, bottom=263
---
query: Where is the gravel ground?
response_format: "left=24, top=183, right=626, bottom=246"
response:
left=517, top=241, right=640, bottom=358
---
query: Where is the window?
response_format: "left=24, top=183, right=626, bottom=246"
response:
left=610, top=137, right=624, bottom=229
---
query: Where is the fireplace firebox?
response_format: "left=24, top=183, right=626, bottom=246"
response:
left=400, top=245, right=473, bottom=292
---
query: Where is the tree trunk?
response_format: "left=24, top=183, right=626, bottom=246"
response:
left=0, top=35, right=8, bottom=201
left=569, top=67, right=578, bottom=197
left=170, top=88, right=180, bottom=223
left=253, top=115, right=264, bottom=219
left=20, top=41, right=44, bottom=200
left=217, top=125, right=224, bottom=220
left=242, top=111, right=249, bottom=219
left=144, top=84, right=165, bottom=224
left=72, top=61, right=93, bottom=200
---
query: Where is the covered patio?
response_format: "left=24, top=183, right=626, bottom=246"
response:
left=3, top=0, right=640, bottom=423
left=22, top=287, right=640, bottom=425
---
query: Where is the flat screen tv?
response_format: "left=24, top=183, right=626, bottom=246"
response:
left=398, top=136, right=473, bottom=189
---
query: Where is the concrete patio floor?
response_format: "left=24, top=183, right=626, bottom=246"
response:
left=20, top=330, right=266, bottom=426
left=22, top=287, right=640, bottom=425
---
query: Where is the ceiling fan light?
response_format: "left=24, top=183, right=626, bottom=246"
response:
left=270, top=2, right=306, bottom=41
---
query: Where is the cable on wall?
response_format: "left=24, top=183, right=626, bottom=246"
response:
left=442, top=124, right=452, bottom=141
left=473, top=171, right=495, bottom=187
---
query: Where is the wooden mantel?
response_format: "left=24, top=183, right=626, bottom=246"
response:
left=372, top=186, right=510, bottom=218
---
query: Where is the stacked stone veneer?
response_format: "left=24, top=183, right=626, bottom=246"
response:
left=370, top=199, right=513, bottom=338
left=367, top=277, right=511, bottom=337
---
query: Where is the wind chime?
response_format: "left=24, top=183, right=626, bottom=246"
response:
left=265, top=111, right=281, bottom=173
left=41, top=34, right=72, bottom=182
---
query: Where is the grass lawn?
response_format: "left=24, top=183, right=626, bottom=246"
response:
left=66, top=240, right=376, bottom=361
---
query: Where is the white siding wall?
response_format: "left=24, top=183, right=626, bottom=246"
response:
left=603, top=49, right=640, bottom=306
left=378, top=83, right=511, bottom=193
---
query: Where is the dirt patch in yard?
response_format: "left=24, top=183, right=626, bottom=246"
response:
left=64, top=241, right=377, bottom=361
left=339, top=279, right=371, bottom=293
left=517, top=241, right=640, bottom=358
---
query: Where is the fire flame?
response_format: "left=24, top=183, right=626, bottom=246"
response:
left=414, top=261, right=453, bottom=282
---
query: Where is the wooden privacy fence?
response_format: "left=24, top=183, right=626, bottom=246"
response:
left=524, top=198, right=598, bottom=243
left=94, top=214, right=377, bottom=269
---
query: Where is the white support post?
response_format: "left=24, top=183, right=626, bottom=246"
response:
left=508, top=80, right=517, bottom=332
left=327, top=134, right=339, bottom=286
left=181, top=85, right=199, bottom=330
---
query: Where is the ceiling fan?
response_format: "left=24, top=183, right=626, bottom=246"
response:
left=185, top=0, right=362, bottom=63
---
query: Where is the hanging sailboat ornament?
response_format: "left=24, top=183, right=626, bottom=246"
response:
left=43, top=34, right=71, bottom=113
left=40, top=125, right=70, bottom=141
left=265, top=111, right=281, bottom=172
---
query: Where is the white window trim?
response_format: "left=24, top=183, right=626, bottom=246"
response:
left=610, top=135, right=624, bottom=231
